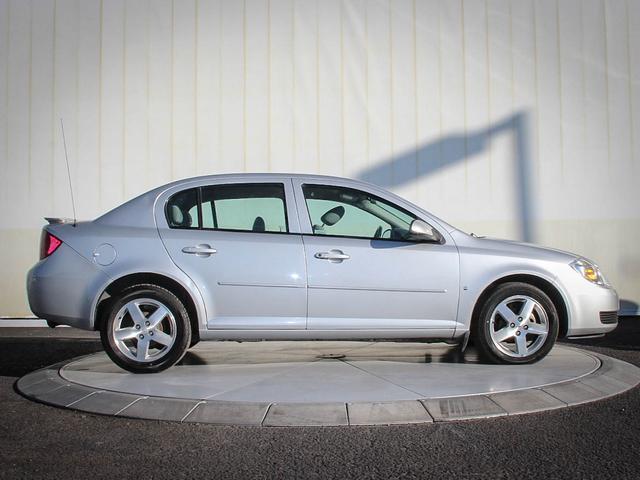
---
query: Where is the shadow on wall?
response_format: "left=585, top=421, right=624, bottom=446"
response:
left=357, top=111, right=535, bottom=242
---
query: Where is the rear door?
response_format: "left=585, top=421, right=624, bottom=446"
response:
left=156, top=178, right=307, bottom=330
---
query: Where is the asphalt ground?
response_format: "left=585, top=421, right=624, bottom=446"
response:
left=0, top=319, right=639, bottom=480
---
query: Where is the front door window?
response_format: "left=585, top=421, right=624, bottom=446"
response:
left=302, top=184, right=418, bottom=241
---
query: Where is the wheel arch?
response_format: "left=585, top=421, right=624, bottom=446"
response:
left=470, top=273, right=570, bottom=338
left=93, top=272, right=201, bottom=344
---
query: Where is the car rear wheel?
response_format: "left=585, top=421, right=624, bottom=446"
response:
left=100, top=284, right=191, bottom=373
left=474, top=282, right=559, bottom=364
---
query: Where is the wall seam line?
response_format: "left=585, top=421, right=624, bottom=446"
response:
left=122, top=0, right=126, bottom=199
left=27, top=2, right=32, bottom=197
left=97, top=0, right=103, bottom=208
left=625, top=0, right=636, bottom=170
left=603, top=0, right=611, bottom=174
left=194, top=0, right=199, bottom=175
left=461, top=0, right=468, bottom=197
left=556, top=0, right=565, bottom=179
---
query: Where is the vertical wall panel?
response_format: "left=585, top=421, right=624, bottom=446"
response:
left=581, top=0, right=609, bottom=219
left=366, top=0, right=392, bottom=184
left=415, top=0, right=443, bottom=214
left=0, top=0, right=7, bottom=216
left=292, top=0, right=318, bottom=173
left=487, top=0, right=513, bottom=225
left=76, top=1, right=101, bottom=219
left=269, top=0, right=295, bottom=173
left=317, top=0, right=342, bottom=175
left=341, top=0, right=367, bottom=179
left=29, top=0, right=55, bottom=215
left=99, top=0, right=125, bottom=212
left=196, top=0, right=223, bottom=175
left=604, top=0, right=633, bottom=214
left=219, top=0, right=244, bottom=172
left=534, top=0, right=563, bottom=220
left=630, top=0, right=640, bottom=174
left=123, top=0, right=149, bottom=197
left=53, top=0, right=79, bottom=218
left=245, top=0, right=269, bottom=172
left=148, top=0, right=173, bottom=188
left=0, top=0, right=11, bottom=310
left=558, top=0, right=585, bottom=217
left=462, top=0, right=491, bottom=223
left=389, top=0, right=417, bottom=203
left=439, top=0, right=467, bottom=222
left=510, top=0, right=537, bottom=227
left=172, top=0, right=196, bottom=180
left=7, top=0, right=31, bottom=227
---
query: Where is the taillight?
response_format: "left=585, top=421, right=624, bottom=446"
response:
left=40, top=231, right=62, bottom=260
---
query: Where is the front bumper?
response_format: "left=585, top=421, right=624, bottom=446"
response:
left=564, top=284, right=619, bottom=337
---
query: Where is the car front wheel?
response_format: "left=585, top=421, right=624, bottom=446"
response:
left=474, top=282, right=559, bottom=364
left=100, top=284, right=191, bottom=373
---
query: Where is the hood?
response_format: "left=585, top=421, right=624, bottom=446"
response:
left=450, top=230, right=579, bottom=264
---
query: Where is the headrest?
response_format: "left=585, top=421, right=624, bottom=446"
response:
left=170, top=205, right=189, bottom=227
left=252, top=216, right=266, bottom=232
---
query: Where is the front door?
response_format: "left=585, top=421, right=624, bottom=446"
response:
left=157, top=180, right=307, bottom=330
left=294, top=181, right=459, bottom=332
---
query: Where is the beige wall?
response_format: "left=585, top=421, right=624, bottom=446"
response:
left=1, top=0, right=639, bottom=316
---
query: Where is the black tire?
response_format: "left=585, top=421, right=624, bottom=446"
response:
left=100, top=283, right=191, bottom=373
left=474, top=282, right=559, bottom=364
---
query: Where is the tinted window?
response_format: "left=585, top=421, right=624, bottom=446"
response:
left=166, top=188, right=200, bottom=229
left=201, top=183, right=288, bottom=233
left=302, top=184, right=417, bottom=240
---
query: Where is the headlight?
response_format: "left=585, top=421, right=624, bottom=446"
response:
left=570, top=258, right=611, bottom=287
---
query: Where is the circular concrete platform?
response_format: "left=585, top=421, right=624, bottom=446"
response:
left=17, top=342, right=640, bottom=426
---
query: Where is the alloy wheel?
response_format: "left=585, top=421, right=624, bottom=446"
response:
left=488, top=295, right=549, bottom=358
left=111, top=298, right=177, bottom=363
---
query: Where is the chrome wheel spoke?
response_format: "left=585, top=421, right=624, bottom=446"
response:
left=496, top=304, right=517, bottom=324
left=127, top=302, right=147, bottom=326
left=147, top=305, right=169, bottom=329
left=493, top=327, right=515, bottom=344
left=114, top=327, right=138, bottom=341
left=151, top=330, right=173, bottom=347
left=515, top=333, right=528, bottom=355
left=136, top=337, right=150, bottom=361
left=518, top=299, right=536, bottom=323
left=526, top=323, right=548, bottom=336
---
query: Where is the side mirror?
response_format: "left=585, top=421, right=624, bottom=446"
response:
left=408, top=219, right=442, bottom=243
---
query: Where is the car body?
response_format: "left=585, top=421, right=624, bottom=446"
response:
left=27, top=173, right=619, bottom=372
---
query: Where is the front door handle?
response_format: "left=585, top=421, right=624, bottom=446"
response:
left=314, top=249, right=350, bottom=262
left=181, top=244, right=217, bottom=257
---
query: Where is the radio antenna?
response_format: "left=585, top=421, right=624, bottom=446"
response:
left=59, top=118, right=77, bottom=227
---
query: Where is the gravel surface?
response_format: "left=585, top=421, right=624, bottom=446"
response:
left=0, top=320, right=638, bottom=480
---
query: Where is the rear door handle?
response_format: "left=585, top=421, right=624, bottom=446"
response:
left=314, top=250, right=350, bottom=262
left=182, top=244, right=217, bottom=257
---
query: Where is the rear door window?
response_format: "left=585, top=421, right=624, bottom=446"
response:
left=201, top=183, right=288, bottom=233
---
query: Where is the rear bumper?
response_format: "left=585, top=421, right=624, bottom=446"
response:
left=26, top=244, right=111, bottom=330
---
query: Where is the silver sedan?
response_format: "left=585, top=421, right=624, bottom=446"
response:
left=27, top=174, right=619, bottom=372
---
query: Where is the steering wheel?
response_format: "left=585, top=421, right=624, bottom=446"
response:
left=374, top=226, right=382, bottom=239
